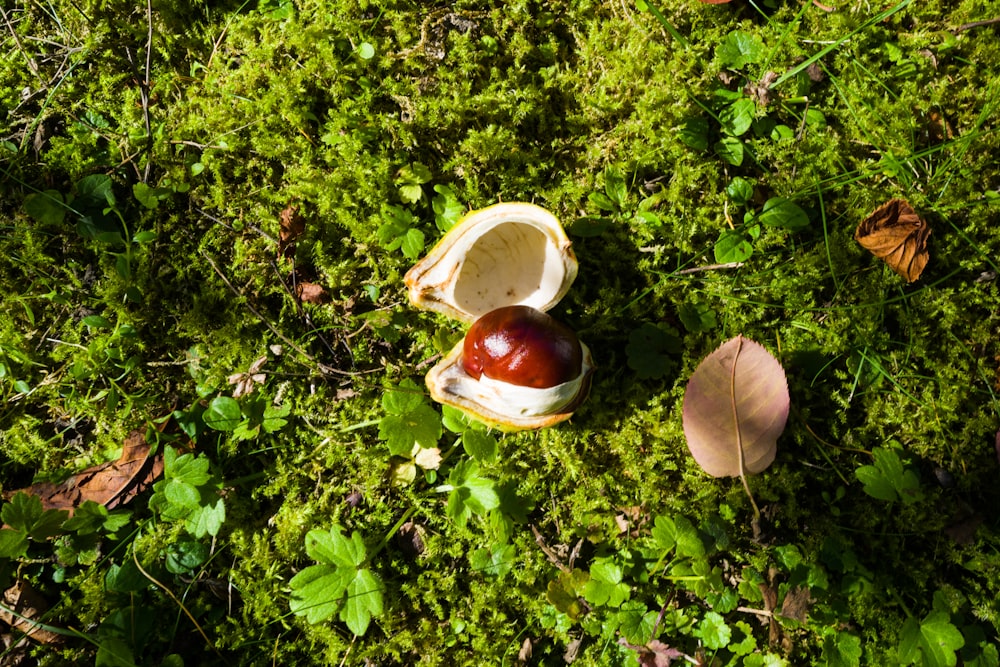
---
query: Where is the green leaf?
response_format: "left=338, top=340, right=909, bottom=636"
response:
left=856, top=447, right=923, bottom=504
left=1, top=492, right=42, bottom=533
left=164, top=479, right=201, bottom=508
left=462, top=429, right=497, bottom=463
left=400, top=227, right=425, bottom=260
left=184, top=493, right=225, bottom=538
left=0, top=528, right=28, bottom=558
left=23, top=190, right=66, bottom=225
left=432, top=184, right=465, bottom=232
left=715, top=137, right=745, bottom=166
left=105, top=560, right=148, bottom=593
left=899, top=611, right=965, bottom=666
left=132, top=182, right=172, bottom=209
left=95, top=636, right=136, bottom=667
left=76, top=174, right=115, bottom=206
left=356, top=41, right=376, bottom=60
left=604, top=165, right=627, bottom=208
left=83, top=314, right=113, bottom=329
left=726, top=177, right=754, bottom=206
left=289, top=563, right=352, bottom=624
left=720, top=98, right=755, bottom=136
left=617, top=601, right=658, bottom=645
left=203, top=396, right=242, bottom=431
left=342, top=568, right=383, bottom=636
left=626, top=323, right=681, bottom=380
left=679, top=117, right=709, bottom=151
left=651, top=514, right=705, bottom=559
left=823, top=632, right=862, bottom=667
left=165, top=449, right=212, bottom=486
left=446, top=460, right=499, bottom=528
left=305, top=526, right=367, bottom=568
left=678, top=301, right=718, bottom=333
left=470, top=543, right=516, bottom=578
left=716, top=30, right=765, bottom=69
left=696, top=611, right=732, bottom=650
left=758, top=197, right=809, bottom=230
left=379, top=382, right=442, bottom=455
left=583, top=558, right=630, bottom=608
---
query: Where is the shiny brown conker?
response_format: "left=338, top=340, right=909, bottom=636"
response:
left=462, top=305, right=583, bottom=389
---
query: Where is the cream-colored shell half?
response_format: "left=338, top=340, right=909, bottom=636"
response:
left=404, top=203, right=578, bottom=323
left=426, top=340, right=595, bottom=431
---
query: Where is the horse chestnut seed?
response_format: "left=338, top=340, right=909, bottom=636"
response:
left=462, top=305, right=583, bottom=389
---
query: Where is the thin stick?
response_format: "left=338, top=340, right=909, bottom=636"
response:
left=132, top=550, right=227, bottom=663
left=954, top=17, right=1000, bottom=33
left=1, top=6, right=40, bottom=78
left=142, top=0, right=154, bottom=182
left=676, top=262, right=744, bottom=275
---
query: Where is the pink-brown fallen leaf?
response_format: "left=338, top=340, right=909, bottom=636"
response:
left=855, top=198, right=931, bottom=283
left=3, top=430, right=163, bottom=515
left=682, top=336, right=789, bottom=478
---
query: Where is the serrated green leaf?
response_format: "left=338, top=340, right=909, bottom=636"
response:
left=678, top=301, right=717, bottom=333
left=400, top=227, right=425, bottom=260
left=379, top=403, right=442, bottom=456
left=1, top=492, right=42, bottom=533
left=289, top=563, right=352, bottom=624
left=0, top=528, right=28, bottom=558
left=305, top=526, right=366, bottom=568
left=696, top=611, right=732, bottom=650
left=617, top=601, right=658, bottom=645
left=184, top=493, right=225, bottom=538
left=164, top=479, right=201, bottom=508
left=716, top=30, right=765, bottom=69
left=823, top=631, right=862, bottom=667
left=651, top=515, right=705, bottom=559
left=166, top=450, right=212, bottom=486
left=470, top=543, right=516, bottom=578
left=342, top=568, right=383, bottom=636
left=462, top=429, right=497, bottom=463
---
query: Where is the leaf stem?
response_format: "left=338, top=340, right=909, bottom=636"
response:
left=730, top=336, right=763, bottom=530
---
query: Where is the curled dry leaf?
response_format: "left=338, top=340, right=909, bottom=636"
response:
left=682, top=336, right=789, bottom=477
left=278, top=205, right=305, bottom=260
left=854, top=198, right=931, bottom=283
left=1, top=581, right=63, bottom=645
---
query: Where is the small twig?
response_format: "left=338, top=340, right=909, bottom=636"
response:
left=675, top=262, right=744, bottom=275
left=142, top=0, right=154, bottom=182
left=953, top=17, right=1000, bottom=33
left=737, top=606, right=773, bottom=619
left=530, top=524, right=570, bottom=573
left=1, top=6, right=40, bottom=78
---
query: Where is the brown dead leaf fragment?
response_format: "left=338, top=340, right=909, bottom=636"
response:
left=295, top=281, right=330, bottom=304
left=1, top=580, right=64, bottom=645
left=855, top=198, right=931, bottom=283
left=278, top=205, right=305, bottom=260
left=3, top=431, right=163, bottom=515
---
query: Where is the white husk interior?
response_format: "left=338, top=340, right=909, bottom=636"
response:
left=405, top=203, right=577, bottom=322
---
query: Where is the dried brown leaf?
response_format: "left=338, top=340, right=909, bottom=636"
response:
left=3, top=431, right=163, bottom=514
left=296, top=281, right=330, bottom=304
left=1, top=581, right=64, bottom=645
left=855, top=198, right=931, bottom=283
left=779, top=586, right=812, bottom=623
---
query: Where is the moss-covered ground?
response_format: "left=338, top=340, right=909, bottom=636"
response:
left=2, top=0, right=999, bottom=665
